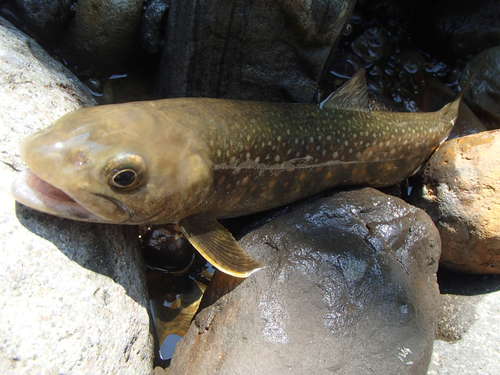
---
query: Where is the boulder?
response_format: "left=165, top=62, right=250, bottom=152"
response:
left=460, top=46, right=500, bottom=129
left=158, top=0, right=356, bottom=102
left=57, top=0, right=143, bottom=74
left=0, top=17, right=153, bottom=373
left=411, top=130, right=500, bottom=274
left=169, top=188, right=441, bottom=375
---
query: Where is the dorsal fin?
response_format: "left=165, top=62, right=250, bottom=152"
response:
left=319, top=69, right=370, bottom=113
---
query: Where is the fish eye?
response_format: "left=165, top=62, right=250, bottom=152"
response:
left=104, top=154, right=146, bottom=190
left=112, top=169, right=137, bottom=187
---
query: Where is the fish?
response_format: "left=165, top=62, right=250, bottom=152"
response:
left=11, top=69, right=464, bottom=278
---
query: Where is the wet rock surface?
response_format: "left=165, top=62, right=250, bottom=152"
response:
left=139, top=0, right=169, bottom=55
left=158, top=0, right=356, bottom=102
left=460, top=46, right=500, bottom=129
left=169, top=188, right=441, bottom=375
left=411, top=130, right=500, bottom=274
left=0, top=19, right=153, bottom=373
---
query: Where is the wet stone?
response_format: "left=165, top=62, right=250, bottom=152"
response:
left=411, top=130, right=500, bottom=274
left=169, top=188, right=441, bottom=375
left=460, top=46, right=500, bottom=129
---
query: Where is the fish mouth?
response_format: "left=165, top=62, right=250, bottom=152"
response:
left=12, top=169, right=112, bottom=222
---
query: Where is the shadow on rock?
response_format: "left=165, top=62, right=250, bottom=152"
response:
left=437, top=268, right=500, bottom=296
left=15, top=202, right=146, bottom=306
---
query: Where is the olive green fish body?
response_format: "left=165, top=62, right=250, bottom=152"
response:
left=12, top=70, right=462, bottom=277
left=174, top=99, right=455, bottom=219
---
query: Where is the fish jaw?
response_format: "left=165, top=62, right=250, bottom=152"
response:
left=12, top=169, right=125, bottom=223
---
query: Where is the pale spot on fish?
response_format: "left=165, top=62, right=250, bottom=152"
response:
left=217, top=149, right=222, bottom=157
left=275, top=155, right=280, bottom=162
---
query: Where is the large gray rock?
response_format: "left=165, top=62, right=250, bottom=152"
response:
left=0, top=16, right=96, bottom=164
left=0, top=17, right=153, bottom=373
left=159, top=0, right=356, bottom=102
left=169, top=188, right=441, bottom=375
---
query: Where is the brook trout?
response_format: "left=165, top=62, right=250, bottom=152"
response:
left=12, top=70, right=463, bottom=277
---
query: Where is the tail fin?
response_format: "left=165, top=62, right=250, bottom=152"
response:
left=438, top=72, right=475, bottom=135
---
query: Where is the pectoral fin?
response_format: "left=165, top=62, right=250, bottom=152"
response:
left=178, top=216, right=262, bottom=278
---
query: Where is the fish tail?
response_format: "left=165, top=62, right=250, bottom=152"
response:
left=437, top=72, right=475, bottom=139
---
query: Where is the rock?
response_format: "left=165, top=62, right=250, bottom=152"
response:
left=12, top=0, right=73, bottom=46
left=139, top=0, right=169, bottom=54
left=169, top=188, right=441, bottom=375
left=0, top=18, right=153, bottom=373
left=159, top=0, right=356, bottom=102
left=0, top=16, right=96, bottom=166
left=413, top=0, right=500, bottom=61
left=410, top=130, right=500, bottom=274
left=460, top=46, right=500, bottom=129
left=351, top=27, right=392, bottom=65
left=57, top=0, right=143, bottom=75
left=428, top=270, right=500, bottom=374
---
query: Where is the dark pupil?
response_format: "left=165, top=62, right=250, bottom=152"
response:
left=113, top=170, right=136, bottom=186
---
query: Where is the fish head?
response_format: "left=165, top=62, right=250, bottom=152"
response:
left=12, top=103, right=213, bottom=224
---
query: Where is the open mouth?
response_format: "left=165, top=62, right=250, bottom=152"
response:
left=25, top=169, right=76, bottom=202
left=11, top=169, right=102, bottom=221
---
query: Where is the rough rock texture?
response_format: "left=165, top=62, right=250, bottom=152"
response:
left=139, top=0, right=169, bottom=54
left=0, top=18, right=153, bottom=373
left=411, top=130, right=500, bottom=274
left=428, top=271, right=500, bottom=374
left=57, top=0, right=143, bottom=74
left=460, top=46, right=500, bottom=129
left=159, top=0, right=356, bottom=102
left=12, top=0, right=73, bottom=45
left=169, top=188, right=441, bottom=375
left=0, top=16, right=96, bottom=166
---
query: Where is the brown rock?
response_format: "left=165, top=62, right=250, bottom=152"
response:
left=411, top=130, right=500, bottom=273
left=169, top=188, right=441, bottom=375
left=57, top=0, right=143, bottom=74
